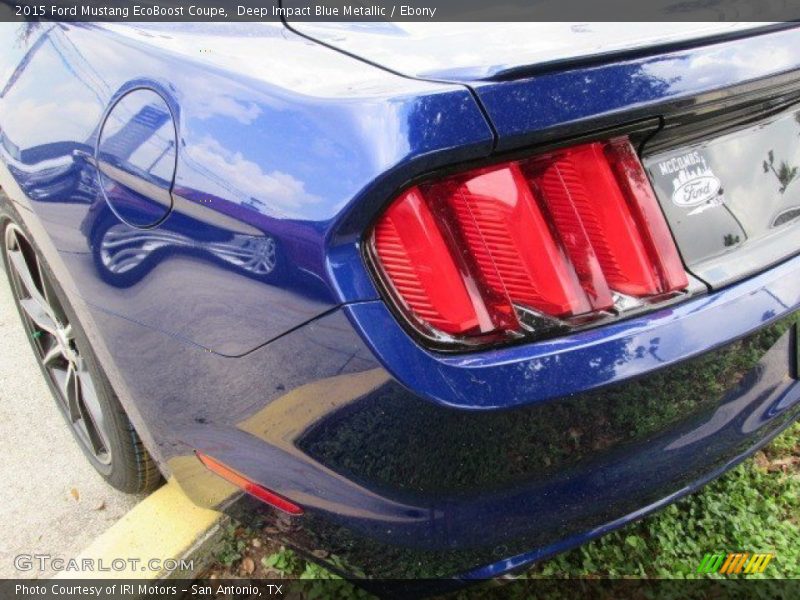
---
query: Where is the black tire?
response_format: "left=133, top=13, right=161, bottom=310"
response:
left=0, top=197, right=162, bottom=493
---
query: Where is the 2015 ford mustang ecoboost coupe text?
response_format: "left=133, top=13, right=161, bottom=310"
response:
left=1, top=21, right=799, bottom=582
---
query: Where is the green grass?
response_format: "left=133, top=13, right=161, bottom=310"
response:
left=526, top=421, right=800, bottom=580
left=217, top=421, right=799, bottom=591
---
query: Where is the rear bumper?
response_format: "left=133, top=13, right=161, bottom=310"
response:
left=459, top=405, right=797, bottom=581
left=346, top=251, right=800, bottom=410
left=173, top=253, right=800, bottom=579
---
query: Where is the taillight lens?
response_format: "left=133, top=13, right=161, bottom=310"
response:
left=369, top=137, right=689, bottom=348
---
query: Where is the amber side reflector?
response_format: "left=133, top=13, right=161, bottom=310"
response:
left=196, top=452, right=303, bottom=516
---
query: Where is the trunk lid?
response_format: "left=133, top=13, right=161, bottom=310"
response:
left=293, top=22, right=800, bottom=290
left=643, top=102, right=800, bottom=289
left=287, top=23, right=771, bottom=82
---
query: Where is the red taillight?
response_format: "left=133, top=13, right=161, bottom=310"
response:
left=369, top=137, right=689, bottom=347
left=373, top=188, right=492, bottom=335
left=196, top=452, right=303, bottom=516
left=604, top=139, right=689, bottom=294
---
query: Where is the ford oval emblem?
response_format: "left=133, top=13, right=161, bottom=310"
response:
left=671, top=174, right=722, bottom=207
left=656, top=150, right=723, bottom=209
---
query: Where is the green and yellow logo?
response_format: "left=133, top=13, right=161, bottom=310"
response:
left=697, top=552, right=774, bottom=575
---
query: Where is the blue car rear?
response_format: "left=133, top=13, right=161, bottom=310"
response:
left=0, top=21, right=798, bottom=582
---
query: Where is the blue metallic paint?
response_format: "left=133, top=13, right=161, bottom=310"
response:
left=1, top=22, right=494, bottom=355
left=95, top=84, right=178, bottom=228
left=345, top=253, right=800, bottom=409
left=1, top=21, right=799, bottom=582
left=286, top=22, right=775, bottom=82
left=469, top=26, right=800, bottom=150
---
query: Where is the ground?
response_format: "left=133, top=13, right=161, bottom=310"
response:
left=0, top=267, right=142, bottom=578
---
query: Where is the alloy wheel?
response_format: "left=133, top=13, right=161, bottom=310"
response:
left=3, top=223, right=112, bottom=465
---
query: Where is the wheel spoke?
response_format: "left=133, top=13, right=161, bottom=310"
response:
left=49, top=366, right=67, bottom=410
left=63, top=363, right=81, bottom=422
left=75, top=369, right=110, bottom=455
left=7, top=239, right=60, bottom=333
left=72, top=413, right=98, bottom=459
left=41, top=339, right=65, bottom=367
left=40, top=268, right=69, bottom=326
left=36, top=253, right=53, bottom=305
left=19, top=297, right=59, bottom=334
left=6, top=241, right=48, bottom=307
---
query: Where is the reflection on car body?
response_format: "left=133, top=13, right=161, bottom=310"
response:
left=96, top=221, right=278, bottom=286
left=1, top=20, right=799, bottom=586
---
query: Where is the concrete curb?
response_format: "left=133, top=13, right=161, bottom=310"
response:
left=55, top=480, right=223, bottom=580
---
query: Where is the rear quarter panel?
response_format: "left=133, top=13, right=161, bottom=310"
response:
left=0, top=22, right=493, bottom=474
left=0, top=22, right=493, bottom=356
